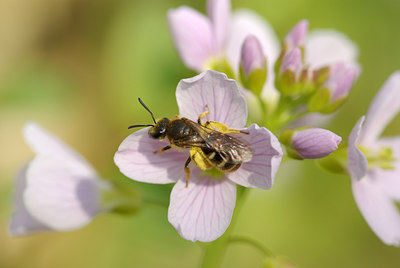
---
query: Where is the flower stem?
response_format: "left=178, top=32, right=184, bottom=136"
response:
left=228, top=235, right=274, bottom=257
left=200, top=186, right=249, bottom=267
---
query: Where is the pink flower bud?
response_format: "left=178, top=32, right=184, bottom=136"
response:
left=291, top=128, right=342, bottom=159
left=284, top=20, right=309, bottom=50
left=324, top=63, right=358, bottom=101
left=280, top=48, right=302, bottom=76
left=240, top=35, right=266, bottom=76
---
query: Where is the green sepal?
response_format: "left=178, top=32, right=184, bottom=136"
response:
left=298, top=69, right=317, bottom=95
left=277, top=70, right=301, bottom=97
left=315, top=66, right=331, bottom=88
left=307, top=87, right=331, bottom=112
left=317, top=144, right=348, bottom=175
left=285, top=146, right=303, bottom=160
left=208, top=58, right=235, bottom=80
left=240, top=62, right=267, bottom=96
left=279, top=129, right=295, bottom=146
left=321, top=97, right=346, bottom=114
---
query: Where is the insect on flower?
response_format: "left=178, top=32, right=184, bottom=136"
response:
left=129, top=98, right=254, bottom=187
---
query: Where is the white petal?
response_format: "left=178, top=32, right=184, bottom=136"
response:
left=359, top=71, right=400, bottom=145
left=372, top=137, right=400, bottom=200
left=114, top=128, right=188, bottom=184
left=207, top=0, right=230, bottom=53
left=226, top=9, right=280, bottom=87
left=23, top=121, right=97, bottom=178
left=167, top=7, right=214, bottom=71
left=176, top=70, right=247, bottom=128
left=24, top=156, right=102, bottom=231
left=352, top=177, right=400, bottom=246
left=347, top=116, right=368, bottom=181
left=227, top=124, right=282, bottom=189
left=305, top=30, right=359, bottom=68
left=9, top=165, right=51, bottom=236
left=168, top=171, right=236, bottom=242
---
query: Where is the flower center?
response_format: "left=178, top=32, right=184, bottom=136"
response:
left=358, top=145, right=396, bottom=170
left=202, top=168, right=225, bottom=178
left=189, top=120, right=250, bottom=175
left=204, top=57, right=235, bottom=79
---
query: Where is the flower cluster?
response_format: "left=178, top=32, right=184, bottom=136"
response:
left=9, top=0, right=400, bottom=263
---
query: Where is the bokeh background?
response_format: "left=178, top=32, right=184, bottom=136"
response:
left=1, top=0, right=400, bottom=267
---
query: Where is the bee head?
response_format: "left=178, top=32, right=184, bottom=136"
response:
left=128, top=98, right=169, bottom=139
left=148, top=118, right=169, bottom=140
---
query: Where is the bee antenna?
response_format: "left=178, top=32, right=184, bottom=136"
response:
left=138, top=97, right=157, bottom=124
left=128, top=124, right=154, bottom=129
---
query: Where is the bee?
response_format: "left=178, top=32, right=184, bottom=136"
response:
left=129, top=98, right=254, bottom=187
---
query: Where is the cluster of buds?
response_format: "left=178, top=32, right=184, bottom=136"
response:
left=275, top=20, right=359, bottom=113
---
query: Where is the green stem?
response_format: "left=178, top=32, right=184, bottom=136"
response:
left=257, top=95, right=268, bottom=126
left=200, top=186, right=249, bottom=267
left=143, top=198, right=169, bottom=209
left=228, top=235, right=274, bottom=257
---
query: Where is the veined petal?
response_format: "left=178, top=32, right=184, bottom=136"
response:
left=176, top=70, right=247, bottom=128
left=372, top=137, right=400, bottom=200
left=305, top=30, right=359, bottom=68
left=227, top=124, right=283, bottom=189
left=24, top=156, right=102, bottom=231
left=9, top=165, right=51, bottom=236
left=168, top=170, right=236, bottom=242
left=352, top=177, right=400, bottom=246
left=348, top=116, right=368, bottom=181
left=167, top=6, right=214, bottom=71
left=291, top=128, right=341, bottom=159
left=359, top=71, right=400, bottom=145
left=114, top=128, right=188, bottom=184
left=227, top=9, right=280, bottom=87
left=23, top=121, right=97, bottom=178
left=207, top=0, right=230, bottom=53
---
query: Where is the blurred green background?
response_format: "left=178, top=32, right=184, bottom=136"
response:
left=1, top=0, right=400, bottom=267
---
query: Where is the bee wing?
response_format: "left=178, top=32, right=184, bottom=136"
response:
left=203, top=132, right=254, bottom=163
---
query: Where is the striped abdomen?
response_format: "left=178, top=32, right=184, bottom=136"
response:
left=201, top=147, right=241, bottom=173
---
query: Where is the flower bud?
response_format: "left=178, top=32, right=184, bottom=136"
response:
left=276, top=48, right=302, bottom=97
left=308, top=63, right=358, bottom=113
left=239, top=35, right=267, bottom=95
left=325, top=63, right=358, bottom=102
left=284, top=19, right=309, bottom=51
left=280, top=128, right=342, bottom=159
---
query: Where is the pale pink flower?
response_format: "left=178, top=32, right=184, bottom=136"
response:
left=167, top=0, right=280, bottom=85
left=114, top=70, right=283, bottom=242
left=348, top=71, right=400, bottom=246
left=168, top=1, right=360, bottom=119
left=9, top=122, right=108, bottom=235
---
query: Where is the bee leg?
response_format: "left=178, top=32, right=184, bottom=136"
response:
left=184, top=156, right=191, bottom=188
left=153, top=145, right=171, bottom=154
left=226, top=129, right=250, bottom=135
left=197, top=104, right=209, bottom=124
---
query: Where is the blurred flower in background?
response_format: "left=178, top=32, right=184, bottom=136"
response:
left=348, top=72, right=400, bottom=246
left=10, top=121, right=110, bottom=235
